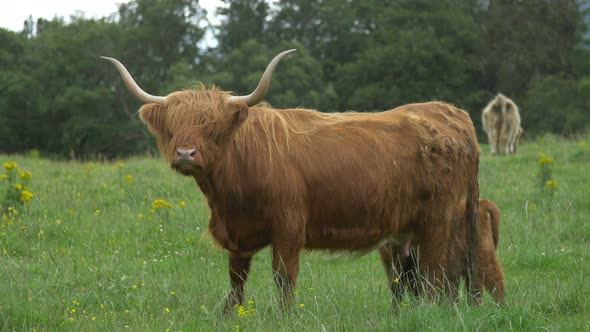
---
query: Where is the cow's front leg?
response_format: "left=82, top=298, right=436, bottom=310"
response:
left=272, top=240, right=302, bottom=309
left=224, top=252, right=253, bottom=313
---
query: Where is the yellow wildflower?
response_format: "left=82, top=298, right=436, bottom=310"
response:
left=537, top=153, right=554, bottom=165
left=164, top=307, right=171, bottom=313
left=544, top=180, right=559, bottom=189
left=21, top=190, right=33, bottom=203
left=394, top=277, right=400, bottom=284
left=95, top=210, right=101, bottom=216
left=152, top=199, right=172, bottom=210
left=125, top=175, right=134, bottom=185
left=14, top=184, right=22, bottom=191
left=19, top=171, right=32, bottom=180
left=236, top=305, right=256, bottom=317
left=178, top=201, right=186, bottom=208
left=3, top=162, right=17, bottom=172
left=117, top=162, right=125, bottom=169
left=1, top=174, right=7, bottom=180
left=299, top=303, right=305, bottom=308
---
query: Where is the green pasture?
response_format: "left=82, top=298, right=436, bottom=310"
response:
left=1, top=135, right=589, bottom=331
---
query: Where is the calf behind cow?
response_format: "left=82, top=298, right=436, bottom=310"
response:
left=385, top=199, right=504, bottom=304
left=102, top=50, right=482, bottom=311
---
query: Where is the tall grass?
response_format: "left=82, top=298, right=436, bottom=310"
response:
left=1, top=135, right=589, bottom=331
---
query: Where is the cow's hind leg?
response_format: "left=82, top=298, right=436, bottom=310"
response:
left=507, top=126, right=521, bottom=154
left=378, top=243, right=407, bottom=312
left=224, top=252, right=253, bottom=313
left=507, top=127, right=516, bottom=154
left=486, top=130, right=497, bottom=155
left=415, top=216, right=455, bottom=302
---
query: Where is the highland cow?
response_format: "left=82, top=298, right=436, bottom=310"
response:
left=482, top=93, right=522, bottom=155
left=102, top=50, right=481, bottom=311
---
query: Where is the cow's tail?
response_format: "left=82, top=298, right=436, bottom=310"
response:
left=465, top=159, right=481, bottom=305
left=481, top=199, right=501, bottom=249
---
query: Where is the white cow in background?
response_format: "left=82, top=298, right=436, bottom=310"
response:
left=482, top=93, right=523, bottom=155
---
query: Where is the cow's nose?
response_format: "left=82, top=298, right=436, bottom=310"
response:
left=175, top=148, right=197, bottom=161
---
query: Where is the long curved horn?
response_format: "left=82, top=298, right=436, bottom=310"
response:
left=227, top=49, right=297, bottom=106
left=101, top=56, right=167, bottom=105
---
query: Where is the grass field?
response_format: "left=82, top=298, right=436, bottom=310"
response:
left=1, top=135, right=589, bottom=331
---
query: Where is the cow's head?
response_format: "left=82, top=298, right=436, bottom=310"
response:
left=102, top=50, right=296, bottom=177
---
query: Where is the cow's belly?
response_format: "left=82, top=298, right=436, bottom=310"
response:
left=304, top=226, right=388, bottom=251
left=304, top=210, right=399, bottom=251
left=303, top=191, right=414, bottom=251
left=304, top=225, right=413, bottom=252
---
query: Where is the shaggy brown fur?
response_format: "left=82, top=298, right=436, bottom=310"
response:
left=384, top=199, right=504, bottom=304
left=482, top=93, right=522, bottom=156
left=135, top=87, right=482, bottom=311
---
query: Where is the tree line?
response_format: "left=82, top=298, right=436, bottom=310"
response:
left=1, top=0, right=589, bottom=158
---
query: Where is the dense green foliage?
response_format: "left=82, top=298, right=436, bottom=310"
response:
left=1, top=137, right=589, bottom=330
left=1, top=0, right=589, bottom=157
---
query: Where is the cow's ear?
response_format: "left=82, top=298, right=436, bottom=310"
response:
left=228, top=102, right=249, bottom=131
left=218, top=102, right=248, bottom=144
left=139, top=104, right=167, bottom=136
